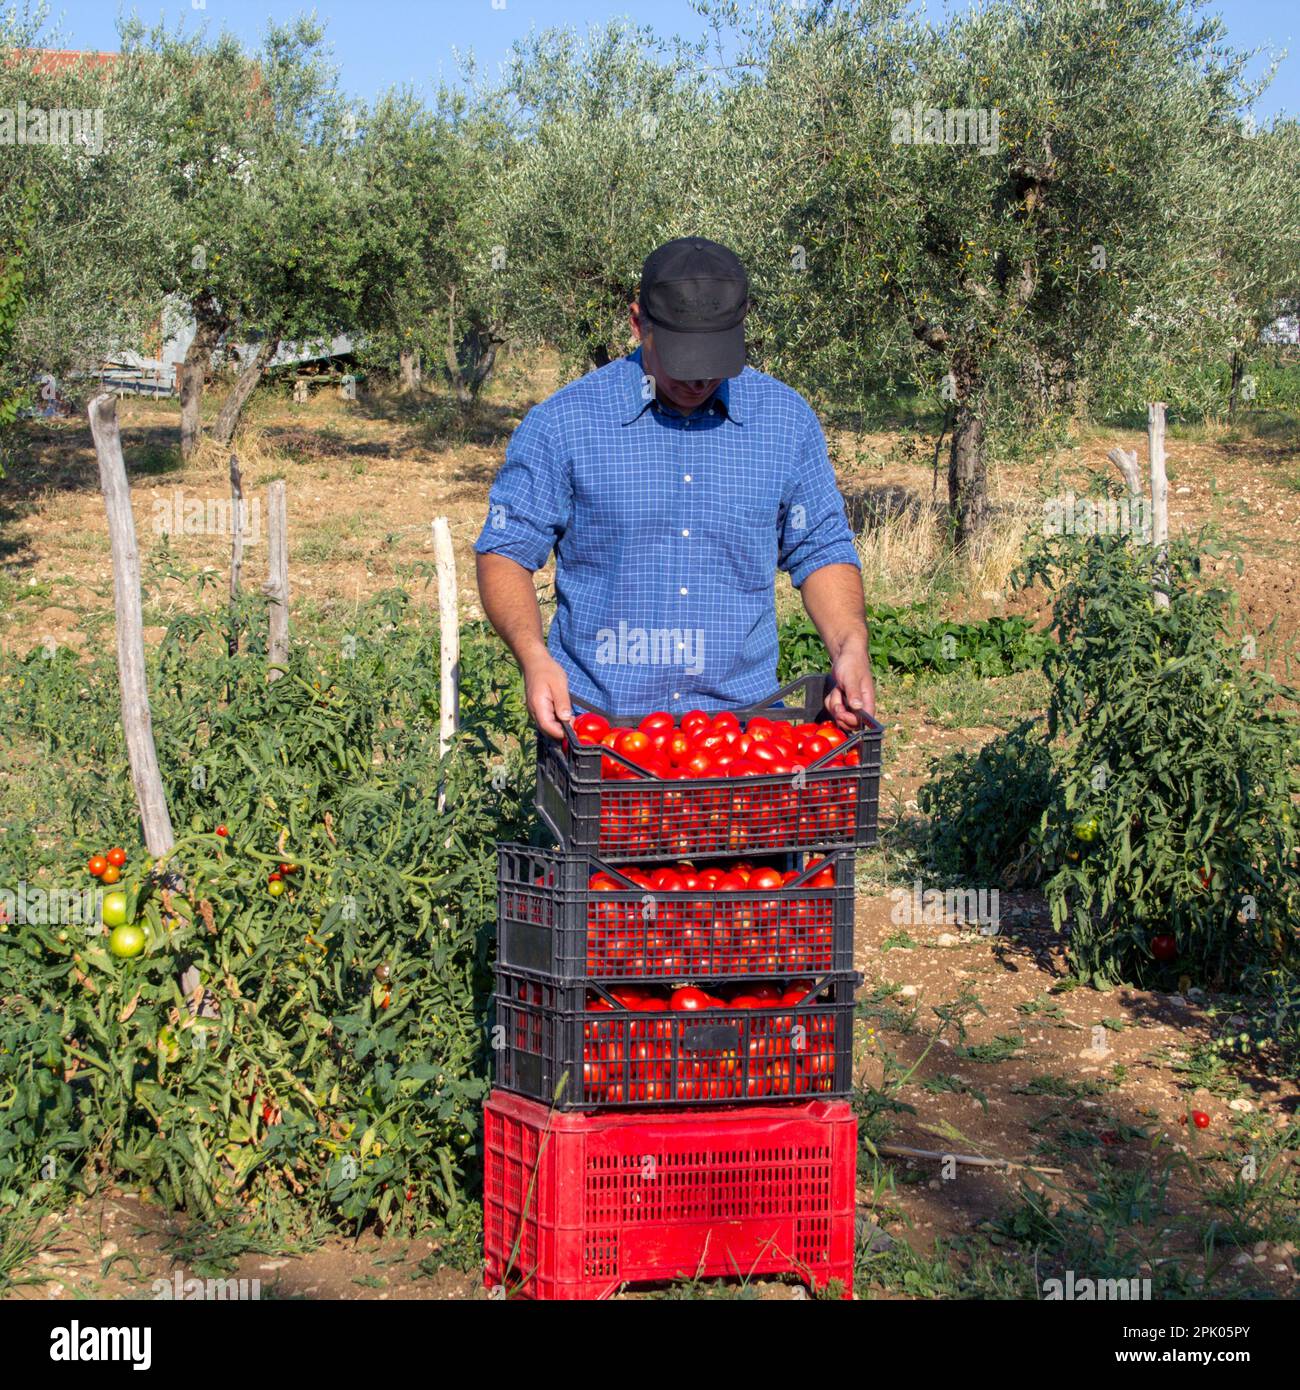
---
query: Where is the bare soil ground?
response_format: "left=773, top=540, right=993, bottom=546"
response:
left=3, top=362, right=1297, bottom=1299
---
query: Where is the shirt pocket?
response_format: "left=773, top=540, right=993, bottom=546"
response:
left=717, top=502, right=778, bottom=593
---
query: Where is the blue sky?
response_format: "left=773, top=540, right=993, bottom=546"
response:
left=42, top=0, right=1298, bottom=119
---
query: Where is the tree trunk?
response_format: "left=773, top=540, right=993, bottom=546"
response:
left=947, top=394, right=990, bottom=553
left=211, top=337, right=278, bottom=447
left=398, top=347, right=422, bottom=395
left=179, top=306, right=225, bottom=460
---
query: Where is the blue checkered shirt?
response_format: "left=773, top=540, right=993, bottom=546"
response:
left=474, top=348, right=860, bottom=716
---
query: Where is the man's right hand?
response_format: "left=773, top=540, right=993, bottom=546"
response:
left=522, top=649, right=573, bottom=740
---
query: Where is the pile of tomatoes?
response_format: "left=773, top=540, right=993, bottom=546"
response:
left=586, top=858, right=836, bottom=976
left=509, top=977, right=839, bottom=1104
left=569, top=709, right=861, bottom=781
left=508, top=856, right=841, bottom=976
left=561, top=709, right=865, bottom=857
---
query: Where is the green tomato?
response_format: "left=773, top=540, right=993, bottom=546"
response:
left=268, top=879, right=286, bottom=898
left=108, top=924, right=146, bottom=959
left=101, top=891, right=129, bottom=927
left=1073, top=815, right=1100, bottom=843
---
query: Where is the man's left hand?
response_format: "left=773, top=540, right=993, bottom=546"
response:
left=826, top=637, right=876, bottom=730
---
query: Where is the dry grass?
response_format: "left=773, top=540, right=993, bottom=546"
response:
left=843, top=472, right=1036, bottom=610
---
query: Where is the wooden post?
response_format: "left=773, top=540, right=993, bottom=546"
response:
left=228, top=452, right=244, bottom=658
left=88, top=394, right=176, bottom=857
left=262, top=480, right=289, bottom=679
left=432, top=517, right=460, bottom=811
left=1148, top=403, right=1169, bottom=609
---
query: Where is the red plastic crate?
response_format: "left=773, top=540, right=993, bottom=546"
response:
left=535, top=674, right=883, bottom=861
left=483, top=1088, right=857, bottom=1300
left=497, top=844, right=855, bottom=982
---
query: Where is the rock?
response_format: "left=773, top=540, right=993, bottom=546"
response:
left=927, top=1178, right=942, bottom=1191
left=1232, top=1252, right=1252, bottom=1267
left=99, top=1241, right=118, bottom=1260
left=40, top=606, right=78, bottom=625
left=1228, top=1098, right=1253, bottom=1113
left=1253, top=1240, right=1269, bottom=1255
left=935, top=933, right=959, bottom=948
left=855, top=1209, right=895, bottom=1253
left=899, top=985, right=918, bottom=999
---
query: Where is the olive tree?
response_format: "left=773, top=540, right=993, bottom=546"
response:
left=476, top=21, right=716, bottom=373
left=110, top=16, right=366, bottom=452
left=0, top=7, right=173, bottom=406
left=708, top=0, right=1288, bottom=549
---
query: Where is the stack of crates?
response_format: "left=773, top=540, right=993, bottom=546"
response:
left=483, top=674, right=884, bottom=1300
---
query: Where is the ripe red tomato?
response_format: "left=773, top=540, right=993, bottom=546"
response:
left=615, top=729, right=651, bottom=758
left=1191, top=1110, right=1210, bottom=1130
left=87, top=855, right=108, bottom=877
left=1151, top=934, right=1177, bottom=962
left=215, top=825, right=228, bottom=837
left=638, top=711, right=675, bottom=736
left=681, top=709, right=709, bottom=734
left=573, top=712, right=610, bottom=743
left=712, top=711, right=741, bottom=733
left=748, top=868, right=784, bottom=891
left=100, top=864, right=121, bottom=885
left=106, top=847, right=127, bottom=868
left=669, top=986, right=711, bottom=1012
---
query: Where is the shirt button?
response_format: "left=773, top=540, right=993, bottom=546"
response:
left=672, top=692, right=681, bottom=700
left=681, top=529, right=689, bottom=537
left=683, top=474, right=692, bottom=483
left=680, top=586, right=688, bottom=595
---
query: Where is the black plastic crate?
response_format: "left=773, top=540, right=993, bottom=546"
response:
left=535, top=674, right=883, bottom=861
left=497, top=844, right=855, bottom=983
left=493, top=969, right=859, bottom=1111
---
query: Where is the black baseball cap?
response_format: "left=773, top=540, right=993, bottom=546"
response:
left=638, top=237, right=750, bottom=380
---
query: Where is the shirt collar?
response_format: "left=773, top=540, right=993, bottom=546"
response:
left=619, top=347, right=744, bottom=426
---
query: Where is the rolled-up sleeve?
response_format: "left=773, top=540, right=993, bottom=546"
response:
left=778, top=402, right=861, bottom=588
left=474, top=403, right=571, bottom=570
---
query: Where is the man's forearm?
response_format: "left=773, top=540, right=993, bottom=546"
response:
left=475, top=552, right=550, bottom=667
left=799, top=563, right=870, bottom=657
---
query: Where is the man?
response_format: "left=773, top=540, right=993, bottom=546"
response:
left=475, top=236, right=875, bottom=736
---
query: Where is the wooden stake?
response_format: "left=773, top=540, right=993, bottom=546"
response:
left=1105, top=446, right=1142, bottom=500
left=88, top=393, right=176, bottom=857
left=1148, top=402, right=1169, bottom=609
left=228, top=452, right=244, bottom=658
left=262, top=479, right=289, bottom=679
left=876, top=1143, right=1063, bottom=1175
left=432, top=517, right=460, bottom=811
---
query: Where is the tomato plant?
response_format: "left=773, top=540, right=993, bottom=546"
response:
left=0, top=592, right=536, bottom=1243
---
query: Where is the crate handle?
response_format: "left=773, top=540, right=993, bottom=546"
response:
left=738, top=672, right=829, bottom=720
